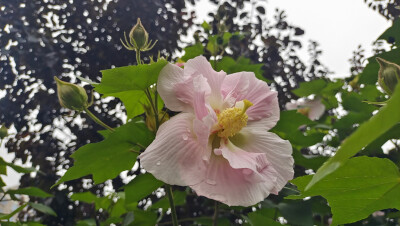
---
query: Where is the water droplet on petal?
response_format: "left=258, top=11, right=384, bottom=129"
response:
left=156, top=161, right=161, bottom=166
left=206, top=179, right=217, bottom=185
left=242, top=168, right=253, bottom=175
left=213, top=149, right=222, bottom=155
left=202, top=155, right=209, bottom=161
left=182, top=134, right=188, bottom=140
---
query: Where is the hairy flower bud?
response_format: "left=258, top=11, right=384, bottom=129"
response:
left=376, top=57, right=400, bottom=95
left=0, top=124, right=8, bottom=139
left=129, top=18, right=149, bottom=50
left=54, top=76, right=89, bottom=111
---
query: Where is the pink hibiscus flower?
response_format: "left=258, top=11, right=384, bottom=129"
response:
left=139, top=56, right=294, bottom=206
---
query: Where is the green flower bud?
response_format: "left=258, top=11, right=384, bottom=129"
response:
left=129, top=18, right=149, bottom=50
left=54, top=76, right=88, bottom=111
left=0, top=124, right=8, bottom=139
left=376, top=57, right=400, bottom=95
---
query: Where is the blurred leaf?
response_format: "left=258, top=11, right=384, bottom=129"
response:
left=29, top=202, right=57, bottom=216
left=53, top=121, right=154, bottom=186
left=76, top=219, right=96, bottom=226
left=110, top=198, right=127, bottom=218
left=246, top=210, right=282, bottom=226
left=94, top=60, right=167, bottom=119
left=216, top=56, right=266, bottom=82
left=70, top=192, right=97, bottom=203
left=122, top=212, right=134, bottom=226
left=130, top=209, right=157, bottom=226
left=151, top=190, right=186, bottom=210
left=290, top=157, right=400, bottom=225
left=378, top=17, right=400, bottom=45
left=307, top=85, right=400, bottom=189
left=181, top=43, right=204, bottom=61
left=292, top=150, right=329, bottom=171
left=7, top=187, right=52, bottom=198
left=359, top=48, right=400, bottom=85
left=0, top=203, right=27, bottom=220
left=278, top=200, right=313, bottom=226
left=256, top=6, right=265, bottom=14
left=124, top=173, right=163, bottom=205
left=292, top=79, right=327, bottom=97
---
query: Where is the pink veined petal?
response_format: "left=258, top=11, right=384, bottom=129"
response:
left=222, top=72, right=280, bottom=130
left=190, top=154, right=278, bottom=207
left=233, top=127, right=294, bottom=194
left=139, top=113, right=208, bottom=186
left=221, top=72, right=250, bottom=108
left=157, top=63, right=193, bottom=113
left=184, top=56, right=227, bottom=109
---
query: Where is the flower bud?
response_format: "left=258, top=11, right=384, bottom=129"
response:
left=376, top=57, right=400, bottom=95
left=142, top=104, right=169, bottom=132
left=129, top=18, right=149, bottom=50
left=54, top=76, right=89, bottom=111
left=0, top=124, right=8, bottom=139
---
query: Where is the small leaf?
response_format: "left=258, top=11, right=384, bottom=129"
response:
left=7, top=187, right=52, bottom=198
left=181, top=43, right=204, bottom=62
left=256, top=6, right=266, bottom=14
left=292, top=79, right=327, bottom=97
left=29, top=202, right=57, bottom=216
left=124, top=173, right=163, bottom=205
left=70, top=192, right=97, bottom=203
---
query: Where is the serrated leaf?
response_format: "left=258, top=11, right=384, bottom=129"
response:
left=290, top=157, right=400, bottom=225
left=124, top=173, right=163, bottom=205
left=29, top=202, right=57, bottom=216
left=94, top=60, right=167, bottom=119
left=292, top=79, right=327, bottom=97
left=306, top=85, right=400, bottom=189
left=7, top=187, right=52, bottom=198
left=53, top=121, right=154, bottom=187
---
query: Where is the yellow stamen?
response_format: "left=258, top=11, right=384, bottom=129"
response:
left=216, top=99, right=253, bottom=138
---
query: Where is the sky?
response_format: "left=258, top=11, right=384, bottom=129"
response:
left=190, top=0, right=392, bottom=78
left=0, top=0, right=393, bottom=188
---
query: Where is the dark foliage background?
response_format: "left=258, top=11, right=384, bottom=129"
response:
left=0, top=0, right=352, bottom=224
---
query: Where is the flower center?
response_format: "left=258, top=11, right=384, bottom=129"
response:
left=216, top=99, right=253, bottom=138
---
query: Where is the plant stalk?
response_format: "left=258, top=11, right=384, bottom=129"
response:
left=84, top=108, right=114, bottom=132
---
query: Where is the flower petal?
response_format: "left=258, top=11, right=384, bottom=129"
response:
left=157, top=63, right=192, bottom=112
left=191, top=155, right=278, bottom=206
left=184, top=56, right=227, bottom=109
left=232, top=128, right=294, bottom=194
left=222, top=72, right=280, bottom=129
left=139, top=113, right=208, bottom=186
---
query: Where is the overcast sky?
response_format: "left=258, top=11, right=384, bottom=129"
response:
left=190, top=0, right=392, bottom=77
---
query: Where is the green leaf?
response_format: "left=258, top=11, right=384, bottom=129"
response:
left=131, top=209, right=157, bottom=226
left=29, top=202, right=57, bottom=216
left=290, top=157, right=400, bottom=225
left=70, top=192, right=97, bottom=203
left=292, top=79, right=327, bottom=97
left=124, top=173, right=163, bottom=205
left=53, top=120, right=154, bottom=187
left=216, top=56, right=266, bottom=82
left=277, top=200, right=313, bottom=226
left=181, top=43, right=204, bottom=61
left=76, top=219, right=97, bottom=226
left=0, top=203, right=28, bottom=220
left=306, top=85, right=400, bottom=189
left=378, top=17, right=400, bottom=46
left=94, top=60, right=167, bottom=119
left=7, top=187, right=52, bottom=198
left=246, top=210, right=282, bottom=226
left=359, top=48, right=400, bottom=85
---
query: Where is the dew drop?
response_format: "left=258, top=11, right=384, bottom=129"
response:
left=156, top=161, right=161, bottom=166
left=182, top=134, right=188, bottom=140
left=202, top=155, right=209, bottom=161
left=206, top=179, right=217, bottom=185
left=213, top=149, right=222, bottom=155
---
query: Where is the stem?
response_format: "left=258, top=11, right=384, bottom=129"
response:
left=84, top=108, right=114, bottom=132
left=136, top=51, right=141, bottom=65
left=212, top=201, right=219, bottom=226
left=165, top=184, right=179, bottom=226
left=154, top=90, right=160, bottom=130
